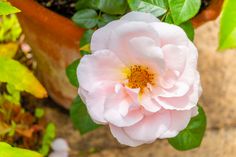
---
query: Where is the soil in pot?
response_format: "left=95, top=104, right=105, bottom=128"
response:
left=36, top=0, right=77, bottom=18
left=36, top=0, right=212, bottom=18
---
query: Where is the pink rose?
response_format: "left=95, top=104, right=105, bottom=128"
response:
left=77, top=12, right=202, bottom=146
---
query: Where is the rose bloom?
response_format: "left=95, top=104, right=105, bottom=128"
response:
left=77, top=12, right=202, bottom=146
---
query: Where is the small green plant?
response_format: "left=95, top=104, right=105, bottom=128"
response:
left=0, top=3, right=56, bottom=156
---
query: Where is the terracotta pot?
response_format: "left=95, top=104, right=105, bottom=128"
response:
left=192, top=0, right=224, bottom=27
left=9, top=0, right=84, bottom=109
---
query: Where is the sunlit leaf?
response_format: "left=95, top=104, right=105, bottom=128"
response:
left=128, top=0, right=168, bottom=17
left=168, top=106, right=206, bottom=150
left=0, top=2, right=20, bottom=15
left=0, top=42, right=18, bottom=58
left=168, top=0, right=201, bottom=25
left=0, top=57, right=47, bottom=98
left=219, top=0, right=236, bottom=50
left=0, top=142, right=42, bottom=157
left=70, top=96, right=100, bottom=135
left=39, top=123, right=56, bottom=156
left=0, top=15, right=22, bottom=42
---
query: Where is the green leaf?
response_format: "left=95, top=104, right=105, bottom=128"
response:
left=0, top=15, right=22, bottom=42
left=128, top=0, right=168, bottom=17
left=0, top=57, right=47, bottom=98
left=179, top=21, right=194, bottom=41
left=35, top=108, right=45, bottom=118
left=0, top=142, right=42, bottom=157
left=70, top=96, right=100, bottom=135
left=0, top=2, right=20, bottom=15
left=39, top=123, right=56, bottom=156
left=98, top=14, right=119, bottom=28
left=76, top=0, right=128, bottom=15
left=97, top=0, right=128, bottom=15
left=66, top=59, right=80, bottom=87
left=75, top=0, right=99, bottom=10
left=219, top=0, right=236, bottom=50
left=79, top=29, right=94, bottom=56
left=168, top=106, right=207, bottom=150
left=164, top=12, right=174, bottom=23
left=4, top=84, right=20, bottom=105
left=80, top=29, right=94, bottom=47
left=168, top=0, right=201, bottom=25
left=72, top=9, right=98, bottom=29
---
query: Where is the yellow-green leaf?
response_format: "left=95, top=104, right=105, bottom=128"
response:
left=0, top=42, right=19, bottom=58
left=219, top=0, right=236, bottom=50
left=0, top=2, right=20, bottom=15
left=0, top=142, right=42, bottom=157
left=80, top=44, right=90, bottom=52
left=0, top=56, right=47, bottom=98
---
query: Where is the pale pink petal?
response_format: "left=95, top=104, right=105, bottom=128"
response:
left=158, top=81, right=190, bottom=98
left=124, top=110, right=171, bottom=141
left=159, top=69, right=178, bottom=89
left=149, top=22, right=189, bottom=46
left=191, top=106, right=199, bottom=117
left=121, top=11, right=160, bottom=23
left=155, top=72, right=201, bottom=110
left=141, top=93, right=161, bottom=112
left=104, top=91, right=143, bottom=127
left=77, top=50, right=125, bottom=92
left=162, top=44, right=187, bottom=72
left=91, top=20, right=125, bottom=52
left=178, top=42, right=198, bottom=85
left=108, top=22, right=160, bottom=64
left=110, top=125, right=144, bottom=147
left=129, top=36, right=164, bottom=72
left=79, top=85, right=112, bottom=124
left=124, top=87, right=140, bottom=104
left=160, top=109, right=193, bottom=138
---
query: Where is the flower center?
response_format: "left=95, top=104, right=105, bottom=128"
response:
left=124, top=65, right=156, bottom=92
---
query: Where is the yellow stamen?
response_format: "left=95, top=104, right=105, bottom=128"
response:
left=123, top=65, right=156, bottom=94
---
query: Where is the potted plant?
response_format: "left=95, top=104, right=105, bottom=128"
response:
left=8, top=0, right=224, bottom=109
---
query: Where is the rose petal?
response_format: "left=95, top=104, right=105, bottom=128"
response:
left=91, top=20, right=125, bottom=52
left=77, top=50, right=125, bottom=92
left=79, top=86, right=108, bottom=124
left=124, top=110, right=171, bottom=141
left=108, top=22, right=161, bottom=64
left=162, top=44, right=187, bottom=72
left=160, top=109, right=193, bottom=138
left=121, top=11, right=160, bottom=23
left=141, top=93, right=161, bottom=112
left=104, top=91, right=143, bottom=127
left=155, top=72, right=201, bottom=110
left=150, top=22, right=189, bottom=46
left=110, top=125, right=144, bottom=147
